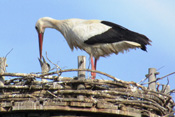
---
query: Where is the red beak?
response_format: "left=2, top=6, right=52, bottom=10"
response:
left=38, top=33, right=43, bottom=59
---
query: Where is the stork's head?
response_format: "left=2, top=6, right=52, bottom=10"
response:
left=35, top=17, right=54, bottom=59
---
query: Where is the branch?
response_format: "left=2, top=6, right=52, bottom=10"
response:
left=142, top=72, right=175, bottom=85
left=138, top=73, right=152, bottom=85
left=5, top=48, right=13, bottom=58
left=0, top=69, right=120, bottom=81
left=45, top=51, right=62, bottom=72
left=41, top=69, right=121, bottom=81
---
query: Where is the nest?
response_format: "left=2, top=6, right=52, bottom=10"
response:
left=0, top=70, right=174, bottom=116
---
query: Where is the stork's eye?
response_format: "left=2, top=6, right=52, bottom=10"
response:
left=35, top=26, right=38, bottom=31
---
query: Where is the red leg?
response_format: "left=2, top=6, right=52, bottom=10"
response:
left=92, top=58, right=97, bottom=79
left=90, top=56, right=96, bottom=79
left=94, top=58, right=97, bottom=70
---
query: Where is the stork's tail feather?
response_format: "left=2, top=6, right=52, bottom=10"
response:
left=137, top=33, right=152, bottom=51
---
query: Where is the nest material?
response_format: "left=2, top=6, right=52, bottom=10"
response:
left=0, top=72, right=174, bottom=116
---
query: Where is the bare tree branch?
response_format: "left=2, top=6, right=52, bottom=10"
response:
left=0, top=69, right=119, bottom=81
left=142, top=72, right=175, bottom=85
left=138, top=73, right=153, bottom=85
left=5, top=48, right=13, bottom=58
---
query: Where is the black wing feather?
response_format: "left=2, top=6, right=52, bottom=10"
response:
left=84, top=21, right=151, bottom=51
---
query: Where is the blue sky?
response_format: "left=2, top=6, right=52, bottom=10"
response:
left=0, top=0, right=175, bottom=95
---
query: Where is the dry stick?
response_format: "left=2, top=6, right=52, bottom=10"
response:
left=45, top=52, right=62, bottom=72
left=42, top=69, right=119, bottom=81
left=0, top=70, right=173, bottom=98
left=0, top=69, right=119, bottom=81
left=0, top=73, right=57, bottom=80
left=85, top=80, right=170, bottom=104
left=104, top=99, right=165, bottom=110
left=0, top=94, right=36, bottom=99
left=0, top=69, right=155, bottom=91
left=55, top=89, right=166, bottom=114
left=47, top=90, right=58, bottom=98
left=110, top=90, right=164, bottom=105
left=0, top=90, right=166, bottom=115
left=0, top=80, right=170, bottom=104
left=0, top=82, right=172, bottom=115
left=1, top=81, right=129, bottom=92
left=5, top=48, right=13, bottom=58
left=164, top=111, right=175, bottom=117
left=1, top=72, right=170, bottom=103
left=0, top=73, right=39, bottom=78
left=138, top=77, right=148, bottom=84
left=142, top=72, right=175, bottom=85
left=62, top=79, right=129, bottom=88
left=54, top=89, right=162, bottom=105
left=169, top=89, right=175, bottom=94
left=2, top=72, right=171, bottom=99
left=138, top=73, right=152, bottom=84
left=162, top=77, right=170, bottom=93
left=0, top=85, right=64, bottom=90
left=0, top=85, right=29, bottom=89
left=113, top=100, right=166, bottom=115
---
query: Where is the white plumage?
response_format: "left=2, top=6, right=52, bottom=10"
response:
left=35, top=17, right=151, bottom=79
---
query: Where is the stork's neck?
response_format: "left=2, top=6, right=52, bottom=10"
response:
left=40, top=17, right=61, bottom=30
left=42, top=18, right=72, bottom=34
left=40, top=17, right=86, bottom=37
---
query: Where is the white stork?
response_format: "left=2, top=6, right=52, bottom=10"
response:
left=35, top=17, right=151, bottom=79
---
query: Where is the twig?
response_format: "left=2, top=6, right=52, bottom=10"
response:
left=45, top=52, right=62, bottom=77
left=47, top=90, right=58, bottom=98
left=41, top=69, right=119, bottom=81
left=169, top=89, right=175, bottom=94
left=138, top=77, right=148, bottom=84
left=142, top=72, right=175, bottom=85
left=5, top=48, right=13, bottom=58
left=163, top=111, right=175, bottom=117
left=162, top=77, right=170, bottom=93
left=138, top=73, right=152, bottom=85
left=0, top=70, right=150, bottom=91
left=45, top=52, right=61, bottom=71
left=157, top=66, right=165, bottom=71
left=10, top=69, right=112, bottom=82
left=0, top=69, right=119, bottom=82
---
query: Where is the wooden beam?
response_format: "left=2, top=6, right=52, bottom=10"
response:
left=77, top=56, right=86, bottom=79
left=77, top=56, right=86, bottom=100
left=0, top=57, right=6, bottom=87
left=148, top=68, right=157, bottom=91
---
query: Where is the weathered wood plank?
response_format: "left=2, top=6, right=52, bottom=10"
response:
left=148, top=68, right=157, bottom=91
left=0, top=58, right=6, bottom=87
left=70, top=102, right=93, bottom=108
left=78, top=56, right=86, bottom=79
